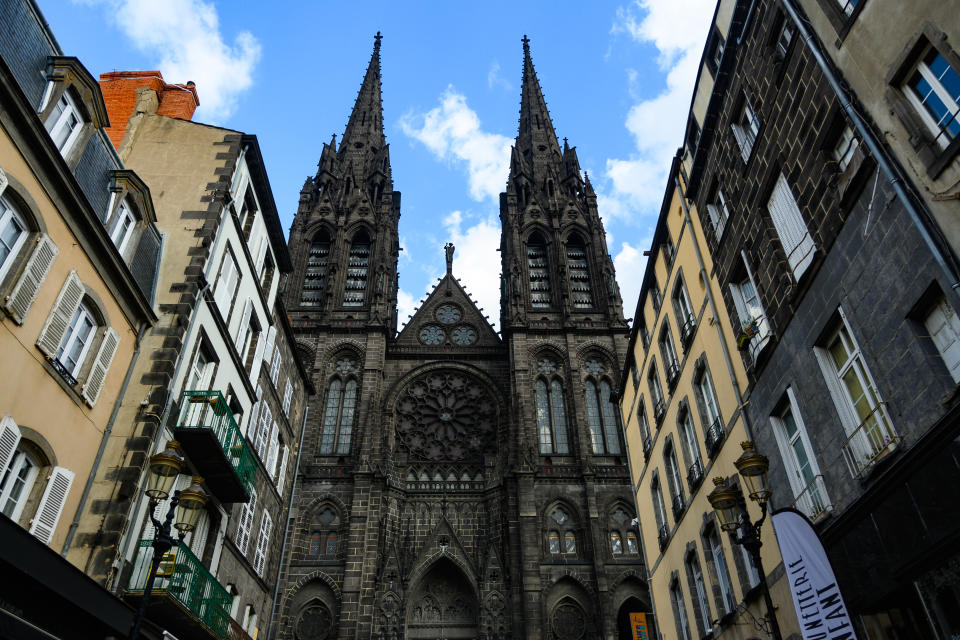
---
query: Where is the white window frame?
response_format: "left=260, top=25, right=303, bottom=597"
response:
left=671, top=582, right=693, bottom=640
left=769, top=388, right=832, bottom=519
left=924, top=296, right=960, bottom=383
left=707, top=189, right=730, bottom=239
left=689, top=554, right=712, bottom=633
left=729, top=252, right=772, bottom=360
left=652, top=481, right=668, bottom=532
left=56, top=302, right=97, bottom=377
left=731, top=94, right=759, bottom=162
left=0, top=447, right=40, bottom=521
left=46, top=92, right=84, bottom=157
left=679, top=410, right=702, bottom=474
left=767, top=173, right=816, bottom=279
left=831, top=125, right=859, bottom=173
left=213, top=248, right=241, bottom=321
left=0, top=197, right=28, bottom=283
left=270, top=346, right=281, bottom=386
left=695, top=368, right=722, bottom=430
left=903, top=45, right=960, bottom=148
left=282, top=381, right=293, bottom=416
left=814, top=308, right=897, bottom=477
left=252, top=510, right=272, bottom=576
left=708, top=529, right=737, bottom=613
left=108, top=197, right=136, bottom=255
left=740, top=544, right=761, bottom=588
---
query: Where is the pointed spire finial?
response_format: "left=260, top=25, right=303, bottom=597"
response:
left=444, top=242, right=455, bottom=276
left=522, top=34, right=530, bottom=51
left=375, top=31, right=382, bottom=48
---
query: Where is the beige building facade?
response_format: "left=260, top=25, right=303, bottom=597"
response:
left=619, top=156, right=798, bottom=640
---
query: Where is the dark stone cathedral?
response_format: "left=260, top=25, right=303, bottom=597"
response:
left=275, top=34, right=650, bottom=640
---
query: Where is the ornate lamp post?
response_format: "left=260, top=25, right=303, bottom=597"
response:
left=128, top=441, right=209, bottom=640
left=706, top=441, right=783, bottom=640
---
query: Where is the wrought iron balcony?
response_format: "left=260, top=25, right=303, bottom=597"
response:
left=665, top=361, right=680, bottom=389
left=839, top=403, right=900, bottom=478
left=687, top=459, right=704, bottom=491
left=680, top=316, right=696, bottom=348
left=657, top=524, right=671, bottom=551
left=704, top=418, right=725, bottom=458
left=791, top=475, right=833, bottom=520
left=671, top=493, right=686, bottom=519
left=175, top=390, right=256, bottom=503
left=126, top=540, right=231, bottom=639
left=642, top=435, right=653, bottom=462
left=653, top=399, right=667, bottom=425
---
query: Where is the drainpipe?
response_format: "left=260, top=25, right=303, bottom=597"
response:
left=61, top=321, right=149, bottom=557
left=675, top=176, right=757, bottom=441
left=779, top=0, right=960, bottom=292
left=267, top=403, right=309, bottom=640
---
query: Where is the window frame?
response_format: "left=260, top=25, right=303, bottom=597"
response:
left=731, top=92, right=760, bottom=163
left=767, top=173, right=816, bottom=280
left=319, top=377, right=358, bottom=455
left=107, top=197, right=137, bottom=255
left=535, top=377, right=570, bottom=455
left=0, top=196, right=29, bottom=284
left=770, top=388, right=832, bottom=519
left=0, top=447, right=40, bottom=522
left=706, top=188, right=730, bottom=240
left=584, top=378, right=621, bottom=455
left=56, top=301, right=97, bottom=378
left=45, top=91, right=84, bottom=158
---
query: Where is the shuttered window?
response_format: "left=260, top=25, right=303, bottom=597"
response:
left=270, top=347, right=281, bottom=386
left=924, top=297, right=960, bottom=383
left=528, top=239, right=551, bottom=309
left=80, top=327, right=119, bottom=406
left=301, top=235, right=329, bottom=307
left=343, top=237, right=369, bottom=307
left=3, top=234, right=58, bottom=324
left=0, top=197, right=28, bottom=283
left=276, top=447, right=289, bottom=494
left=213, top=248, right=240, bottom=320
left=566, top=239, right=592, bottom=309
left=235, top=489, right=257, bottom=554
left=252, top=510, right=272, bottom=575
left=254, top=403, right=272, bottom=461
left=282, top=381, right=293, bottom=416
left=28, top=466, right=74, bottom=545
left=767, top=173, right=815, bottom=279
left=36, top=271, right=85, bottom=359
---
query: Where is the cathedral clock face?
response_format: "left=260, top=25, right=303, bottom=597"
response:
left=395, top=370, right=497, bottom=461
left=419, top=325, right=445, bottom=345
left=435, top=304, right=462, bottom=324
left=451, top=325, right=477, bottom=345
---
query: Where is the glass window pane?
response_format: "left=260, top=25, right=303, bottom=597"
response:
left=564, top=532, right=576, bottom=553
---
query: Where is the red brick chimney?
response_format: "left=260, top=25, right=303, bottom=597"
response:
left=99, top=71, right=200, bottom=149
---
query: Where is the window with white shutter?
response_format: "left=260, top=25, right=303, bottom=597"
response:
left=270, top=347, right=281, bottom=386
left=266, top=422, right=279, bottom=473
left=235, top=489, right=257, bottom=554
left=36, top=271, right=85, bottom=359
left=4, top=234, right=59, bottom=324
left=0, top=415, right=21, bottom=478
left=255, top=404, right=272, bottom=460
left=80, top=327, right=120, bottom=406
left=276, top=447, right=289, bottom=494
left=246, top=385, right=263, bottom=438
left=253, top=510, right=272, bottom=575
left=924, top=297, right=960, bottom=383
left=731, top=93, right=760, bottom=162
left=28, top=466, right=74, bottom=544
left=282, top=381, right=292, bottom=416
left=234, top=298, right=252, bottom=347
left=213, top=248, right=240, bottom=321
left=0, top=196, right=29, bottom=283
left=767, top=173, right=816, bottom=279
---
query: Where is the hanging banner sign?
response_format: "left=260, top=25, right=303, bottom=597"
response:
left=772, top=509, right=858, bottom=640
left=629, top=612, right=649, bottom=640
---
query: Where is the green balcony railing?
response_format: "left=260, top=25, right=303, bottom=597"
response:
left=178, top=390, right=256, bottom=494
left=128, top=539, right=231, bottom=638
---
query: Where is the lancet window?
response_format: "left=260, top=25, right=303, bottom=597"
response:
left=528, top=234, right=551, bottom=309
left=320, top=357, right=359, bottom=455
left=583, top=359, right=621, bottom=455
left=343, top=231, right=370, bottom=307
left=535, top=358, right=569, bottom=455
left=566, top=234, right=593, bottom=309
left=301, top=230, right=330, bottom=307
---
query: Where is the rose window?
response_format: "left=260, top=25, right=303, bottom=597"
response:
left=419, top=325, right=445, bottom=345
left=436, top=304, right=462, bottom=324
left=395, top=370, right=497, bottom=461
left=451, top=326, right=477, bottom=345
left=551, top=603, right=586, bottom=639
left=296, top=604, right=333, bottom=640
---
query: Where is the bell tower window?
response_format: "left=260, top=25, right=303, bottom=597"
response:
left=343, top=231, right=370, bottom=307
left=301, top=231, right=330, bottom=307
left=566, top=234, right=593, bottom=309
left=528, top=233, right=551, bottom=309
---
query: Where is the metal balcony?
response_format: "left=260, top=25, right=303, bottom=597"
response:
left=671, top=493, right=686, bottom=520
left=791, top=475, right=833, bottom=520
left=680, top=316, right=696, bottom=348
left=653, top=399, right=667, bottom=425
left=657, top=524, right=671, bottom=551
left=839, top=403, right=900, bottom=478
left=174, top=391, right=255, bottom=503
left=666, top=361, right=680, bottom=389
left=687, top=459, right=704, bottom=491
left=642, top=435, right=653, bottom=462
left=704, top=418, right=725, bottom=458
left=126, top=540, right=231, bottom=639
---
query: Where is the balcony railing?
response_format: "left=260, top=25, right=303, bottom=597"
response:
left=671, top=493, right=686, bottom=519
left=642, top=435, right=653, bottom=462
left=653, top=399, right=666, bottom=425
left=657, top=524, right=671, bottom=551
left=666, top=362, right=680, bottom=389
left=127, top=539, right=231, bottom=638
left=839, top=402, right=900, bottom=478
left=687, top=459, right=704, bottom=491
left=704, top=418, right=725, bottom=458
left=176, top=390, right=256, bottom=502
left=680, top=317, right=696, bottom=348
left=792, top=475, right=832, bottom=520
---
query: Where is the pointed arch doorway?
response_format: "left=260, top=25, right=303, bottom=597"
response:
left=406, top=557, right=479, bottom=639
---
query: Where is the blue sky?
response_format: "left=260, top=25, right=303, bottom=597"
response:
left=42, top=0, right=715, bottom=328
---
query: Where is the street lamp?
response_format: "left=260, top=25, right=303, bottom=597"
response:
left=129, top=441, right=209, bottom=640
left=706, top=441, right=782, bottom=640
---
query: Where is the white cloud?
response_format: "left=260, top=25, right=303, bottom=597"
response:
left=396, top=288, right=417, bottom=328
left=442, top=210, right=502, bottom=330
left=487, top=61, right=512, bottom=91
left=78, top=0, right=261, bottom=122
left=601, top=0, right=713, bottom=220
left=613, top=240, right=650, bottom=323
left=400, top=87, right=512, bottom=203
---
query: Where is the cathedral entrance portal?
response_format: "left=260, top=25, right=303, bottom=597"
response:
left=406, top=558, right=479, bottom=639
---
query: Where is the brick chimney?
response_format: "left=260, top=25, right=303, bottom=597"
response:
left=99, top=71, right=200, bottom=149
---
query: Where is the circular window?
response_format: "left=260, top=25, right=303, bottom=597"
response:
left=551, top=602, right=586, bottom=639
left=436, top=304, right=462, bottom=324
left=295, top=604, right=333, bottom=640
left=419, top=325, right=445, bottom=345
left=451, top=325, right=477, bottom=345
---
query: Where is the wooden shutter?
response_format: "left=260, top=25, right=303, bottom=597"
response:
left=246, top=385, right=263, bottom=438
left=36, top=270, right=84, bottom=357
left=81, top=327, right=120, bottom=406
left=263, top=326, right=276, bottom=365
left=234, top=299, right=251, bottom=345
left=255, top=404, right=272, bottom=460
left=276, top=448, right=289, bottom=494
left=250, top=328, right=267, bottom=383
left=925, top=298, right=960, bottom=383
left=767, top=174, right=815, bottom=278
left=270, top=347, right=281, bottom=385
left=266, top=422, right=278, bottom=474
left=29, top=466, right=74, bottom=544
left=4, top=234, right=59, bottom=324
left=0, top=414, right=22, bottom=475
left=0, top=167, right=8, bottom=196
left=236, top=489, right=256, bottom=554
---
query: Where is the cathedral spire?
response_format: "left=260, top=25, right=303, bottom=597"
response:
left=517, top=35, right=560, bottom=156
left=340, top=31, right=386, bottom=152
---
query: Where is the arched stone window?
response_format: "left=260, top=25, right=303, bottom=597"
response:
left=583, top=358, right=621, bottom=455
left=527, top=232, right=551, bottom=309
left=566, top=233, right=593, bottom=310
left=535, top=357, right=569, bottom=455
left=609, top=504, right=640, bottom=556
left=320, top=357, right=359, bottom=455
left=343, top=230, right=370, bottom=307
left=308, top=506, right=341, bottom=558
left=545, top=504, right=578, bottom=555
left=301, top=229, right=330, bottom=307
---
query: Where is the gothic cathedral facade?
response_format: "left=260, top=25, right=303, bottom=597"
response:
left=276, top=35, right=649, bottom=640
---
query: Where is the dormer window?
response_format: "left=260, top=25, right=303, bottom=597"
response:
left=46, top=92, right=83, bottom=156
left=108, top=198, right=136, bottom=254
